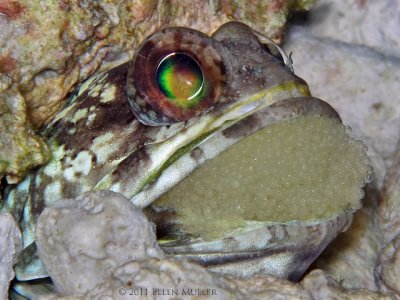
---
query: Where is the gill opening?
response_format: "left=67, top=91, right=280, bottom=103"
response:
left=252, top=29, right=294, bottom=73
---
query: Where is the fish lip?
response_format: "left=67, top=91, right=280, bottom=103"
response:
left=158, top=211, right=354, bottom=280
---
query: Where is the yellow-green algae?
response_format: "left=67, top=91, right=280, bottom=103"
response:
left=0, top=89, right=51, bottom=184
left=155, top=115, right=369, bottom=240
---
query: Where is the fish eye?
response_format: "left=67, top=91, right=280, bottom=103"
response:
left=126, top=27, right=230, bottom=126
left=156, top=53, right=205, bottom=108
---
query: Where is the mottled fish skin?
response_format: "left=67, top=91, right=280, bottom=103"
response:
left=3, top=63, right=187, bottom=244
left=2, top=22, right=313, bottom=281
left=164, top=211, right=352, bottom=281
left=3, top=22, right=308, bottom=243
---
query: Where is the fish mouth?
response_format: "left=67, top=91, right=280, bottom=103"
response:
left=130, top=82, right=310, bottom=207
left=138, top=96, right=370, bottom=243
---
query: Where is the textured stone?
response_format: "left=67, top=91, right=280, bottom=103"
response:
left=302, top=270, right=390, bottom=300
left=37, top=262, right=389, bottom=300
left=83, top=259, right=236, bottom=299
left=377, top=144, right=400, bottom=298
left=380, top=146, right=400, bottom=244
left=309, top=0, right=400, bottom=58
left=35, top=190, right=164, bottom=295
left=0, top=213, right=22, bottom=300
left=14, top=259, right=307, bottom=299
left=375, top=234, right=400, bottom=298
left=0, top=87, right=50, bottom=184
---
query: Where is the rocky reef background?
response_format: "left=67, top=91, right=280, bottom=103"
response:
left=1, top=0, right=400, bottom=299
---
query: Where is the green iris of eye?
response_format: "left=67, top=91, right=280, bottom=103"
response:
left=156, top=53, right=204, bottom=108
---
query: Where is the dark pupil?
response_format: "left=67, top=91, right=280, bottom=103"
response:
left=156, top=53, right=204, bottom=108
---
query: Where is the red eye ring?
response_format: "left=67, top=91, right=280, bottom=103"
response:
left=127, top=27, right=230, bottom=126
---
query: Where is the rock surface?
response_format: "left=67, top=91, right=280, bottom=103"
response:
left=376, top=145, right=400, bottom=298
left=35, top=190, right=164, bottom=295
left=0, top=87, right=51, bottom=184
left=380, top=146, right=400, bottom=245
left=301, top=270, right=389, bottom=300
left=38, top=264, right=388, bottom=300
left=0, top=213, right=22, bottom=300
left=82, top=259, right=236, bottom=299
left=309, top=0, right=400, bottom=58
left=375, top=234, right=400, bottom=298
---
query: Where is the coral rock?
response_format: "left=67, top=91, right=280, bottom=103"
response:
left=35, top=190, right=164, bottom=295
left=0, top=213, right=22, bottom=300
left=0, top=87, right=50, bottom=184
left=375, top=234, right=400, bottom=298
